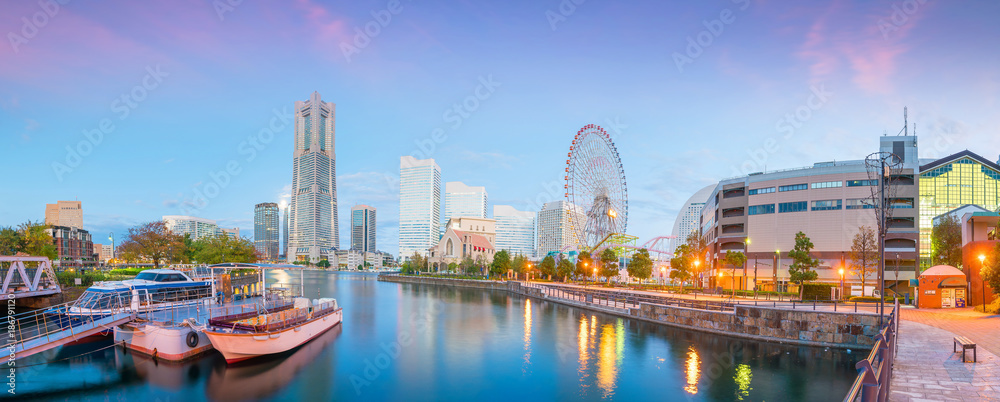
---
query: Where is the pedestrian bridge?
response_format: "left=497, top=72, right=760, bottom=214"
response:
left=1, top=256, right=62, bottom=299
left=4, top=294, right=135, bottom=360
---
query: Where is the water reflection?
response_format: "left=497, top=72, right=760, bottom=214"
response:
left=595, top=324, right=619, bottom=397
left=577, top=315, right=589, bottom=377
left=734, top=363, right=753, bottom=400
left=685, top=346, right=701, bottom=395
left=522, top=299, right=532, bottom=372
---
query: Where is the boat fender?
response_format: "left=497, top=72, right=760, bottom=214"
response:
left=186, top=331, right=199, bottom=348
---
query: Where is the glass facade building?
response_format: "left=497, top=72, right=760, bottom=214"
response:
left=288, top=92, right=339, bottom=262
left=443, top=181, right=488, bottom=225
left=399, top=156, right=441, bottom=259
left=918, top=151, right=1000, bottom=267
left=351, top=205, right=377, bottom=253
left=254, top=202, right=279, bottom=261
left=163, top=215, right=223, bottom=241
left=494, top=205, right=535, bottom=258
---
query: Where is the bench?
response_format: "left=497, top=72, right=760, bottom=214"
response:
left=954, top=336, right=977, bottom=363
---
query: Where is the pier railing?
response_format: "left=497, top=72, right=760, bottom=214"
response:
left=843, top=300, right=899, bottom=402
left=529, top=283, right=736, bottom=312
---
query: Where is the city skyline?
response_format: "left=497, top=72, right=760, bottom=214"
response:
left=4, top=1, right=1000, bottom=257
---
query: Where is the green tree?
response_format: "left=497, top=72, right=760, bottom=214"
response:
left=931, top=214, right=963, bottom=268
left=447, top=262, right=458, bottom=272
left=317, top=259, right=331, bottom=269
left=511, top=254, right=529, bottom=279
left=191, top=234, right=258, bottom=264
left=118, top=221, right=182, bottom=268
left=670, top=244, right=693, bottom=286
left=683, top=232, right=708, bottom=287
left=575, top=250, right=592, bottom=279
left=539, top=255, right=556, bottom=280
left=599, top=248, right=619, bottom=283
left=490, top=249, right=511, bottom=278
left=849, top=225, right=878, bottom=291
left=557, top=258, right=574, bottom=281
left=0, top=226, right=21, bottom=256
left=788, top=231, right=820, bottom=297
left=627, top=248, right=654, bottom=281
left=18, top=221, right=57, bottom=260
left=460, top=256, right=475, bottom=275
left=980, top=243, right=1000, bottom=305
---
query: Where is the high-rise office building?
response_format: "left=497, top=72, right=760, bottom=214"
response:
left=494, top=205, right=535, bottom=258
left=163, top=215, right=223, bottom=240
left=254, top=202, right=279, bottom=261
left=671, top=184, right=716, bottom=250
left=45, top=200, right=83, bottom=229
left=281, top=204, right=289, bottom=258
left=536, top=201, right=585, bottom=257
left=443, top=182, right=487, bottom=226
left=351, top=205, right=377, bottom=253
left=399, top=156, right=441, bottom=259
left=288, top=92, right=339, bottom=262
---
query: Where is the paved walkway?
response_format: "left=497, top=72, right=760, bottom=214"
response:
left=890, top=320, right=1000, bottom=401
left=900, top=308, right=1000, bottom=356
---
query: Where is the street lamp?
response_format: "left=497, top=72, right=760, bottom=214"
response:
left=839, top=267, right=845, bottom=301
left=718, top=271, right=725, bottom=299
left=979, top=254, right=987, bottom=309
left=694, top=259, right=701, bottom=288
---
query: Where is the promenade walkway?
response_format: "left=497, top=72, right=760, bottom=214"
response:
left=889, top=320, right=1000, bottom=401
left=900, top=308, right=1000, bottom=356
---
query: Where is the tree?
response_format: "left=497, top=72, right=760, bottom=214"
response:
left=191, top=234, right=257, bottom=264
left=490, top=249, right=511, bottom=278
left=575, top=250, right=592, bottom=279
left=849, top=226, right=878, bottom=291
left=460, top=256, right=475, bottom=275
left=0, top=226, right=19, bottom=256
left=510, top=254, right=526, bottom=278
left=557, top=258, right=574, bottom=281
left=981, top=243, right=1000, bottom=302
left=627, top=248, right=654, bottom=281
left=931, top=214, right=963, bottom=268
left=19, top=221, right=57, bottom=260
left=539, top=255, right=556, bottom=280
left=599, top=248, right=619, bottom=283
left=317, top=259, right=331, bottom=269
left=119, top=221, right=182, bottom=268
left=722, top=250, right=747, bottom=292
left=447, top=262, right=458, bottom=272
left=683, top=231, right=709, bottom=287
left=787, top=231, right=819, bottom=297
left=669, top=244, right=693, bottom=287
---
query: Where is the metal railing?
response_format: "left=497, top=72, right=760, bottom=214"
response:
left=844, top=300, right=899, bottom=402
left=523, top=283, right=736, bottom=312
left=3, top=293, right=134, bottom=357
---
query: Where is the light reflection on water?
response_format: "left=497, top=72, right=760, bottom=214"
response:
left=13, top=272, right=860, bottom=401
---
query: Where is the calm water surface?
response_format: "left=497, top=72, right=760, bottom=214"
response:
left=13, top=271, right=862, bottom=401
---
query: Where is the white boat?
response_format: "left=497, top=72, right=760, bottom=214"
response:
left=203, top=298, right=342, bottom=364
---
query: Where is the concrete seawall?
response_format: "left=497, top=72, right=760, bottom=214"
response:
left=379, top=274, right=879, bottom=349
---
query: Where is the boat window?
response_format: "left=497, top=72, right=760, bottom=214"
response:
left=163, top=274, right=187, bottom=282
left=135, top=272, right=158, bottom=281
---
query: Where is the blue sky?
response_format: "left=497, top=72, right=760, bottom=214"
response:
left=2, top=0, right=999, bottom=256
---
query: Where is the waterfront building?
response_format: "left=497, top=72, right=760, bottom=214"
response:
left=46, top=225, right=96, bottom=270
left=254, top=202, right=280, bottom=261
left=222, top=228, right=240, bottom=238
left=536, top=200, right=585, bottom=257
left=163, top=215, right=223, bottom=241
left=351, top=205, right=377, bottom=253
left=399, top=156, right=441, bottom=259
left=281, top=204, right=289, bottom=258
left=443, top=182, right=488, bottom=225
left=959, top=210, right=999, bottom=306
left=45, top=200, right=82, bottom=229
left=427, top=223, right=496, bottom=272
left=918, top=151, right=1000, bottom=268
left=698, top=135, right=920, bottom=293
left=494, top=205, right=535, bottom=258
left=671, top=184, right=716, bottom=250
left=288, top=92, right=339, bottom=263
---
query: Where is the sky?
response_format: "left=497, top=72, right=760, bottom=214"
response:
left=2, top=0, right=999, bottom=257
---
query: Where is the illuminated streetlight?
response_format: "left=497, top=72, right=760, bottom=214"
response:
left=980, top=254, right=987, bottom=309
left=839, top=268, right=845, bottom=301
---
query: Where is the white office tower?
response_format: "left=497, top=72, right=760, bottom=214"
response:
left=536, top=201, right=585, bottom=257
left=399, top=156, right=441, bottom=259
left=288, top=92, right=339, bottom=263
left=443, top=182, right=488, bottom=226
left=494, top=205, right=535, bottom=258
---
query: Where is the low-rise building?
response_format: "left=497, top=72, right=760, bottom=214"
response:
left=960, top=210, right=999, bottom=306
left=46, top=225, right=97, bottom=270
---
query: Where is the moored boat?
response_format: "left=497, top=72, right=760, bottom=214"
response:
left=202, top=298, right=342, bottom=364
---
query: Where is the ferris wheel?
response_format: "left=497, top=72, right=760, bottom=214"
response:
left=565, top=124, right=628, bottom=250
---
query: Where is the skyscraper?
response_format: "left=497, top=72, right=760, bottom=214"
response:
left=45, top=200, right=83, bottom=229
left=536, top=201, right=585, bottom=257
left=443, top=182, right=488, bottom=226
left=670, top=184, right=716, bottom=250
left=281, top=204, right=289, bottom=258
left=399, top=156, right=441, bottom=259
left=351, top=205, right=377, bottom=253
left=254, top=202, right=279, bottom=261
left=494, top=205, right=535, bottom=258
left=288, top=92, right=339, bottom=262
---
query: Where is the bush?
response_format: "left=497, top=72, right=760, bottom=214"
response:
left=108, top=267, right=143, bottom=276
left=848, top=296, right=901, bottom=303
left=974, top=298, right=1000, bottom=314
left=801, top=283, right=835, bottom=301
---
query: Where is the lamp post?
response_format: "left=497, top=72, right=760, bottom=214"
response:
left=743, top=237, right=750, bottom=296
left=108, top=232, right=115, bottom=271
left=773, top=250, right=780, bottom=292
left=839, top=268, right=845, bottom=301
left=718, top=271, right=725, bottom=299
left=694, top=259, right=701, bottom=289
left=980, top=254, right=987, bottom=309
left=593, top=267, right=597, bottom=285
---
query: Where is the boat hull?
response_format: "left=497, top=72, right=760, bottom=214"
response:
left=204, top=309, right=342, bottom=364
